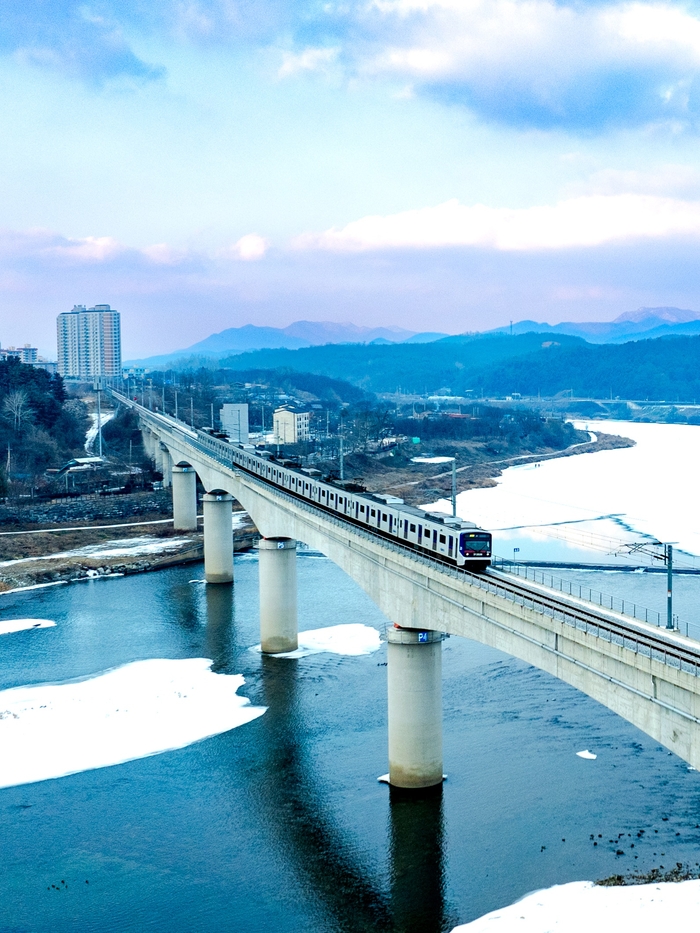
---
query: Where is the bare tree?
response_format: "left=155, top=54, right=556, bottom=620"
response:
left=2, top=390, right=34, bottom=435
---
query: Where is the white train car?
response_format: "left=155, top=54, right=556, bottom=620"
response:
left=193, top=431, right=492, bottom=571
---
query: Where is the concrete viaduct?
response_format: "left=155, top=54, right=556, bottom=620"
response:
left=116, top=392, right=700, bottom=789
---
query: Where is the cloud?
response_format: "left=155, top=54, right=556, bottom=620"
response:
left=278, top=46, right=339, bottom=77
left=227, top=234, right=269, bottom=260
left=0, top=2, right=164, bottom=84
left=296, top=193, right=700, bottom=252
left=320, top=0, right=700, bottom=130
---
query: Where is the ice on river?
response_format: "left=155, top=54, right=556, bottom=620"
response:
left=0, top=618, right=55, bottom=636
left=426, top=420, right=700, bottom=560
left=451, top=879, right=700, bottom=932
left=0, top=658, right=265, bottom=789
left=253, top=623, right=382, bottom=658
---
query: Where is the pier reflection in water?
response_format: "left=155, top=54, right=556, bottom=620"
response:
left=199, top=581, right=449, bottom=933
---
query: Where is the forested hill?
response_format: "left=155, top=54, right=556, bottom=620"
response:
left=214, top=332, right=584, bottom=394
left=212, top=331, right=700, bottom=401
left=470, top=334, right=700, bottom=400
left=0, top=358, right=89, bottom=486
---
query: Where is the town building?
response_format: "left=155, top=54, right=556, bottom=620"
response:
left=0, top=344, right=38, bottom=364
left=57, top=304, right=121, bottom=379
left=273, top=406, right=310, bottom=444
left=220, top=403, right=249, bottom=444
left=0, top=344, right=56, bottom=373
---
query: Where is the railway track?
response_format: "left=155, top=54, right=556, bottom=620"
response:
left=476, top=567, right=700, bottom=675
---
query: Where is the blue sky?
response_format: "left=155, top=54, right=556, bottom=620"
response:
left=5, top=1, right=700, bottom=355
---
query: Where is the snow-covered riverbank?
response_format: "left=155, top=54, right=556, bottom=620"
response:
left=452, top=878, right=700, bottom=932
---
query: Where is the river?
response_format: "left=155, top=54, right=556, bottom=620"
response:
left=2, top=421, right=700, bottom=931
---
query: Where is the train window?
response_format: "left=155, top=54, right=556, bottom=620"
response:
left=360, top=505, right=365, bottom=513
left=371, top=509, right=376, bottom=517
left=410, top=524, right=416, bottom=533
left=439, top=534, right=446, bottom=544
left=382, top=513, right=387, bottom=522
left=339, top=497, right=344, bottom=505
left=322, top=490, right=326, bottom=497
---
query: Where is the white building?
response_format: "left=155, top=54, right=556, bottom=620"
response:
left=273, top=406, right=310, bottom=444
left=0, top=344, right=38, bottom=364
left=220, top=403, right=249, bottom=444
left=57, top=304, right=121, bottom=379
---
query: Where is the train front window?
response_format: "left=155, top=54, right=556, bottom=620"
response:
left=459, top=532, right=492, bottom=555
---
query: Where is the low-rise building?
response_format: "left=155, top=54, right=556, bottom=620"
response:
left=273, top=406, right=310, bottom=444
left=220, top=403, right=249, bottom=444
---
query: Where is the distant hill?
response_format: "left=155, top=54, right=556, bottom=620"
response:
left=196, top=332, right=700, bottom=402
left=486, top=307, right=700, bottom=344
left=126, top=320, right=448, bottom=367
left=210, top=332, right=585, bottom=394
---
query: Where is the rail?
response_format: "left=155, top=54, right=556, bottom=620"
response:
left=492, top=557, right=697, bottom=639
left=118, top=392, right=700, bottom=678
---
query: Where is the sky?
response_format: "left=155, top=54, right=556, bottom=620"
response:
left=6, top=2, right=700, bottom=356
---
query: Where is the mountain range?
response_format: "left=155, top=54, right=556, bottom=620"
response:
left=126, top=321, right=447, bottom=367
left=489, top=307, right=700, bottom=343
left=125, top=307, right=700, bottom=369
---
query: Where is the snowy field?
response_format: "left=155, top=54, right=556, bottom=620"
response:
left=0, top=535, right=196, bottom=567
left=452, top=879, right=700, bottom=932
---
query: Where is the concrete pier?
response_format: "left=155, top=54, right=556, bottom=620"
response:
left=258, top=537, right=298, bottom=654
left=387, top=627, right=444, bottom=789
left=159, top=445, right=172, bottom=487
left=172, top=462, right=198, bottom=531
left=203, top=490, right=234, bottom=584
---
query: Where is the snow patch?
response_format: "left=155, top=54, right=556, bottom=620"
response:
left=451, top=879, right=700, bottom=932
left=0, top=619, right=55, bottom=636
left=0, top=536, right=195, bottom=567
left=85, top=411, right=114, bottom=453
left=0, top=658, right=265, bottom=789
left=254, top=623, right=382, bottom=658
left=576, top=749, right=597, bottom=760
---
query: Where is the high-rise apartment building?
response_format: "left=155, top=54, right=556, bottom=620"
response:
left=57, top=304, right=121, bottom=379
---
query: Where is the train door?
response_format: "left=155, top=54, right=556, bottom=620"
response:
left=433, top=529, right=438, bottom=549
left=403, top=520, right=409, bottom=539
left=418, top=525, right=422, bottom=544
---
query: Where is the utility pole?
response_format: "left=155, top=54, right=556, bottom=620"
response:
left=211, top=403, right=214, bottom=430
left=162, top=385, right=165, bottom=412
left=190, top=397, right=194, bottom=428
left=174, top=390, right=178, bottom=420
left=451, top=457, right=457, bottom=518
left=666, top=544, right=674, bottom=629
left=340, top=435, right=344, bottom=481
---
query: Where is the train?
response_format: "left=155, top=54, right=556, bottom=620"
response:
left=193, top=429, right=492, bottom=571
